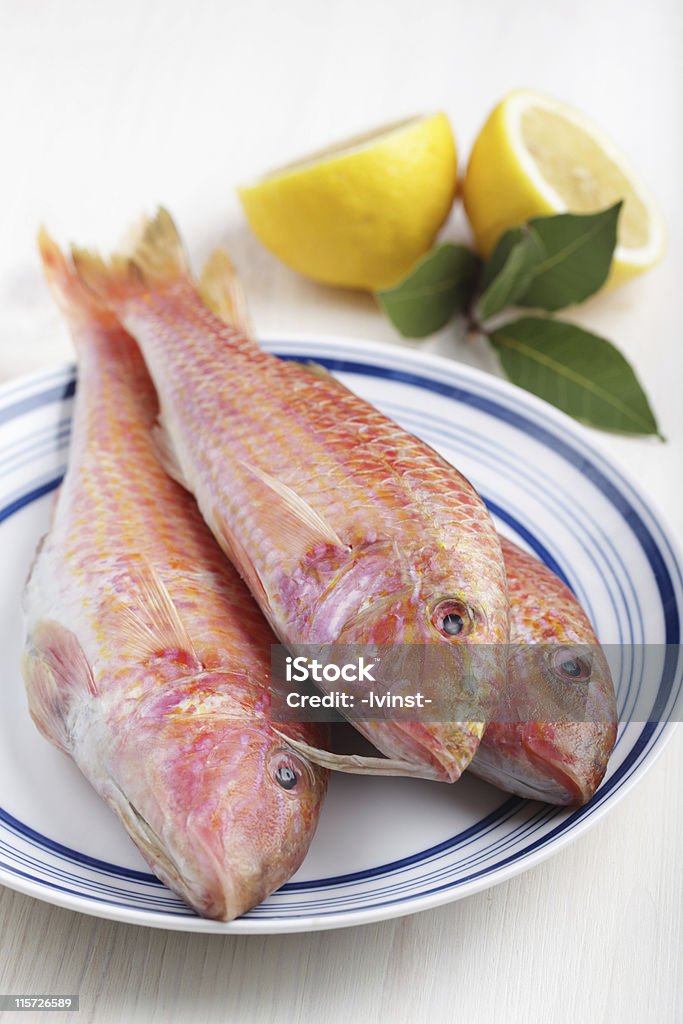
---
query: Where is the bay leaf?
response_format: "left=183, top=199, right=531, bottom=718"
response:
left=481, top=227, right=525, bottom=291
left=488, top=315, right=662, bottom=437
left=377, top=244, right=480, bottom=338
left=477, top=230, right=545, bottom=321
left=517, top=204, right=622, bottom=311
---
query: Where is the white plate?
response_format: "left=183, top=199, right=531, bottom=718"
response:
left=0, top=336, right=681, bottom=934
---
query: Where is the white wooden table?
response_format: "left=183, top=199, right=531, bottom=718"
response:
left=0, top=1, right=681, bottom=1021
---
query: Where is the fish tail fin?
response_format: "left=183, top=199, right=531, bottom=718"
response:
left=38, top=228, right=118, bottom=338
left=71, top=207, right=187, bottom=306
left=198, top=248, right=253, bottom=336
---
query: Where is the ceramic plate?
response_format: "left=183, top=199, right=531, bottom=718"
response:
left=0, top=336, right=681, bottom=933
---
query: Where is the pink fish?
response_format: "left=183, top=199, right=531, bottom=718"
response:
left=23, top=234, right=328, bottom=921
left=469, top=536, right=618, bottom=805
left=71, top=210, right=510, bottom=783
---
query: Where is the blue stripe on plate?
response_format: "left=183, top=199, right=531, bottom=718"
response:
left=0, top=381, right=75, bottom=427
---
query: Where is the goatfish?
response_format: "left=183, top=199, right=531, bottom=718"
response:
left=70, top=209, right=510, bottom=783
left=469, top=536, right=618, bottom=805
left=23, top=234, right=328, bottom=921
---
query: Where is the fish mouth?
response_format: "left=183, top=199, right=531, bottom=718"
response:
left=387, top=720, right=483, bottom=782
left=472, top=755, right=581, bottom=804
left=521, top=738, right=596, bottom=806
left=108, top=781, right=246, bottom=921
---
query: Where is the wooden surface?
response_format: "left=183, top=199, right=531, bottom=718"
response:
left=0, top=0, right=681, bottom=1021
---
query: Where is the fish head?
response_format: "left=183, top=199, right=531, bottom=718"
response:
left=332, top=539, right=510, bottom=694
left=312, top=538, right=508, bottom=645
left=299, top=539, right=510, bottom=782
left=478, top=642, right=618, bottom=804
left=104, top=674, right=328, bottom=921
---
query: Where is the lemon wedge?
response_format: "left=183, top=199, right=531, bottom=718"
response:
left=238, top=114, right=457, bottom=291
left=463, top=90, right=664, bottom=285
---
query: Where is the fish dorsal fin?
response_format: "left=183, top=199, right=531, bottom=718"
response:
left=22, top=620, right=98, bottom=753
left=198, top=248, right=253, bottom=337
left=115, top=557, right=200, bottom=665
left=240, top=461, right=345, bottom=552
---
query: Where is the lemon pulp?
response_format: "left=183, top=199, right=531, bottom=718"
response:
left=463, top=90, right=664, bottom=284
left=520, top=106, right=650, bottom=250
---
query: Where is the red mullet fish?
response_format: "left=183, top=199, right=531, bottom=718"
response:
left=23, top=234, right=328, bottom=921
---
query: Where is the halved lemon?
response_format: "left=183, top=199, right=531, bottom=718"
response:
left=463, top=90, right=665, bottom=285
left=238, top=114, right=457, bottom=291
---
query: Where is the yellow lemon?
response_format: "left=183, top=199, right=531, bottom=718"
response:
left=238, top=114, right=457, bottom=291
left=463, top=90, right=664, bottom=286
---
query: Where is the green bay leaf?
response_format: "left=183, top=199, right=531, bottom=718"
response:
left=377, top=244, right=480, bottom=338
left=488, top=316, right=662, bottom=436
left=477, top=230, right=545, bottom=321
left=517, top=204, right=622, bottom=311
left=481, top=227, right=525, bottom=290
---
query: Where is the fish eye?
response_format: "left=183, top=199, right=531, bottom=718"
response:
left=430, top=599, right=473, bottom=640
left=268, top=750, right=308, bottom=792
left=550, top=648, right=592, bottom=683
left=276, top=765, right=298, bottom=789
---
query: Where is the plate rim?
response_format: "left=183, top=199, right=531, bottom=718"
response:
left=0, top=334, right=681, bottom=934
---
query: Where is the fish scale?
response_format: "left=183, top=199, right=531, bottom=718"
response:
left=139, top=284, right=489, bottom=545
left=23, top=234, right=328, bottom=921
left=72, top=209, right=510, bottom=783
left=125, top=292, right=502, bottom=578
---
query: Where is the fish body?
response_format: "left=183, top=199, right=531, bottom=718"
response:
left=470, top=536, right=618, bottom=805
left=24, top=235, right=328, bottom=921
left=72, top=211, right=510, bottom=783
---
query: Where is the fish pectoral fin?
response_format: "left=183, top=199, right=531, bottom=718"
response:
left=22, top=620, right=97, bottom=753
left=22, top=653, right=70, bottom=754
left=198, top=248, right=255, bottom=339
left=272, top=730, right=441, bottom=780
left=240, top=461, right=346, bottom=556
left=115, top=558, right=200, bottom=665
left=151, top=416, right=189, bottom=490
left=212, top=507, right=273, bottom=618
